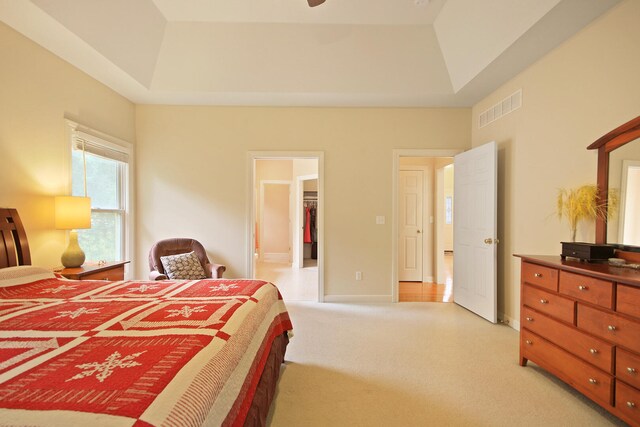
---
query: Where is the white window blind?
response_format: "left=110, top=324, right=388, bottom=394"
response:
left=72, top=130, right=129, bottom=164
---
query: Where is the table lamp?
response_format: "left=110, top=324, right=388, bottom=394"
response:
left=55, top=196, right=91, bottom=268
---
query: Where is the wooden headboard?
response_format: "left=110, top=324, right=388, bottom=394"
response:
left=0, top=208, right=31, bottom=268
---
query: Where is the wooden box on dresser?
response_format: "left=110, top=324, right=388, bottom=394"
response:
left=516, top=255, right=640, bottom=426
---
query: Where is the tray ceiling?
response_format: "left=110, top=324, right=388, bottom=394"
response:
left=0, top=0, right=620, bottom=106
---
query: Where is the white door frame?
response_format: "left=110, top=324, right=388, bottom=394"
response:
left=435, top=166, right=445, bottom=285
left=259, top=180, right=292, bottom=262
left=392, top=149, right=462, bottom=303
left=294, top=174, right=318, bottom=269
left=247, top=151, right=325, bottom=302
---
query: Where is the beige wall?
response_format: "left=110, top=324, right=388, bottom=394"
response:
left=471, top=0, right=640, bottom=325
left=303, top=179, right=318, bottom=191
left=0, top=22, right=135, bottom=268
left=255, top=160, right=293, bottom=181
left=135, top=106, right=470, bottom=297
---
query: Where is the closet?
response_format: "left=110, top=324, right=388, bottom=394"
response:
left=303, top=190, right=318, bottom=263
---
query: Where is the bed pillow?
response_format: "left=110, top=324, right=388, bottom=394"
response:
left=0, top=265, right=56, bottom=287
left=160, top=251, right=207, bottom=280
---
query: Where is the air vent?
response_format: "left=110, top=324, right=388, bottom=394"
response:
left=478, top=89, right=522, bottom=128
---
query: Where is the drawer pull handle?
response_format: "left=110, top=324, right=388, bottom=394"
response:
left=578, top=285, right=588, bottom=291
left=608, top=325, right=617, bottom=331
left=525, top=340, right=532, bottom=345
left=628, top=367, right=637, bottom=374
left=526, top=317, right=533, bottom=322
left=589, top=348, right=598, bottom=355
left=627, top=401, right=636, bottom=409
left=540, top=299, right=548, bottom=304
left=534, top=273, right=542, bottom=278
left=588, top=378, right=598, bottom=384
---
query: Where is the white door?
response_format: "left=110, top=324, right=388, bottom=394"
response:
left=453, top=141, right=497, bottom=323
left=398, top=170, right=423, bottom=281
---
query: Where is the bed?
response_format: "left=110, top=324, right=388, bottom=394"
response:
left=0, top=208, right=292, bottom=426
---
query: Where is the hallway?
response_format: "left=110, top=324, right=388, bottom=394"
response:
left=255, top=261, right=318, bottom=301
left=399, top=253, right=453, bottom=302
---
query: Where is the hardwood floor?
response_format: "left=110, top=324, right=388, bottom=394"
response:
left=256, top=254, right=451, bottom=303
left=399, top=253, right=453, bottom=303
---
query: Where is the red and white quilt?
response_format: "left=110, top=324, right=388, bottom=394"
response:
left=0, top=267, right=292, bottom=427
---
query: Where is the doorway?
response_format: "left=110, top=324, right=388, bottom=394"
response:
left=248, top=154, right=323, bottom=302
left=392, top=149, right=461, bottom=303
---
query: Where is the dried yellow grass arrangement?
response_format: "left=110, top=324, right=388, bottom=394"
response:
left=557, top=184, right=618, bottom=242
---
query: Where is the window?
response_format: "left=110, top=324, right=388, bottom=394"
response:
left=445, top=196, right=453, bottom=225
left=68, top=122, right=132, bottom=263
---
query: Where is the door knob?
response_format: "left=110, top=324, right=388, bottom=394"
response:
left=484, top=238, right=493, bottom=244
left=417, top=230, right=421, bottom=233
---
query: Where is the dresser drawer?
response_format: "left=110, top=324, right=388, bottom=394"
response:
left=577, top=304, right=640, bottom=354
left=617, top=348, right=640, bottom=391
left=558, top=271, right=613, bottom=309
left=81, top=266, right=124, bottom=281
left=615, top=381, right=640, bottom=426
left=522, top=285, right=575, bottom=324
left=521, top=262, right=558, bottom=291
left=521, top=306, right=613, bottom=373
left=521, top=329, right=612, bottom=407
left=618, top=285, right=640, bottom=320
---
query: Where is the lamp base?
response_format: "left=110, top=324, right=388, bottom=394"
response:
left=61, top=230, right=86, bottom=268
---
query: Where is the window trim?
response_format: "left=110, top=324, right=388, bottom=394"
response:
left=65, top=119, right=134, bottom=278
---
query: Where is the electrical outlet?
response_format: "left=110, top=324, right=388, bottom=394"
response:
left=355, top=271, right=362, bottom=281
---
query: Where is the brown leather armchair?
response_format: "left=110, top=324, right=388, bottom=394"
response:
left=148, top=238, right=226, bottom=280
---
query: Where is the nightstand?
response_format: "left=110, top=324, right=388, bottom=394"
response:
left=55, top=261, right=130, bottom=281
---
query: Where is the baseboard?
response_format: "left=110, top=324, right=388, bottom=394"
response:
left=323, top=294, right=392, bottom=303
left=423, top=275, right=434, bottom=283
left=262, top=253, right=290, bottom=263
left=500, top=312, right=520, bottom=331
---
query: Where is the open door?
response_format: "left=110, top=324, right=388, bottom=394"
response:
left=453, top=141, right=497, bottom=323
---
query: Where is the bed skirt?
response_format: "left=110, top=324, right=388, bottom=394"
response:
left=245, top=332, right=289, bottom=426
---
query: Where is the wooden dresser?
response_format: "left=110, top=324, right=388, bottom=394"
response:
left=516, top=255, right=640, bottom=426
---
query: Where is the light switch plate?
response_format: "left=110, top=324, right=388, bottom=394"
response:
left=376, top=216, right=385, bottom=225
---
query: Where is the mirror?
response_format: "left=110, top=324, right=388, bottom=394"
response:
left=588, top=115, right=640, bottom=247
left=607, top=138, right=640, bottom=246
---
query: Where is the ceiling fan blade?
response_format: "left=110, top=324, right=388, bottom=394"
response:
left=308, top=0, right=326, bottom=7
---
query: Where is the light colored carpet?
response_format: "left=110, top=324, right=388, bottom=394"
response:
left=268, top=302, right=626, bottom=427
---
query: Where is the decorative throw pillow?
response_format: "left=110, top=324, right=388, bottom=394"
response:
left=160, top=251, right=207, bottom=280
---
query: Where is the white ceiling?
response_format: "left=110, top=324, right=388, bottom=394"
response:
left=152, top=0, right=447, bottom=25
left=0, top=0, right=620, bottom=107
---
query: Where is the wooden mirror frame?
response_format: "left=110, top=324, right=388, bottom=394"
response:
left=587, top=115, right=640, bottom=244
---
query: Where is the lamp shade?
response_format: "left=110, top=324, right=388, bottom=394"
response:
left=55, top=196, right=91, bottom=230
